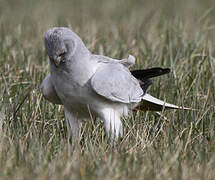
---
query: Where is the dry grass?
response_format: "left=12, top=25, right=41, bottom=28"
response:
left=1, top=0, right=215, bottom=179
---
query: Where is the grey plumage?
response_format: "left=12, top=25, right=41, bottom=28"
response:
left=41, top=74, right=62, bottom=105
left=41, top=27, right=192, bottom=141
left=91, top=63, right=143, bottom=103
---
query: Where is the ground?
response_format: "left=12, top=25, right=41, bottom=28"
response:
left=0, top=0, right=215, bottom=179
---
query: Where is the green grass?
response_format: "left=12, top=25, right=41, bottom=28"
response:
left=1, top=0, right=215, bottom=179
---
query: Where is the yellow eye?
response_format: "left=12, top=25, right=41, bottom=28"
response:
left=59, top=52, right=66, bottom=58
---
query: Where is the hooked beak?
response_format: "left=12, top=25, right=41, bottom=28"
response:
left=52, top=57, right=61, bottom=67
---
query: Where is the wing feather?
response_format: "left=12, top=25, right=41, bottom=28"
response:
left=91, top=64, right=143, bottom=103
left=41, top=74, right=62, bottom=105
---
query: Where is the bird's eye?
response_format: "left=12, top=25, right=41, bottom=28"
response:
left=59, top=52, right=66, bottom=57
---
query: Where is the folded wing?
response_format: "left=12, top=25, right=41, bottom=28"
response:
left=41, top=74, right=62, bottom=105
left=91, top=64, right=143, bottom=104
left=131, top=67, right=170, bottom=93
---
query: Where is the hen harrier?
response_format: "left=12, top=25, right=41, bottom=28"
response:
left=41, top=27, right=191, bottom=140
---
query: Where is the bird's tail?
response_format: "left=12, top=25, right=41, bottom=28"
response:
left=137, top=93, right=194, bottom=111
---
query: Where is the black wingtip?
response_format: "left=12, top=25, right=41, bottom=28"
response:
left=152, top=67, right=171, bottom=76
left=164, top=68, right=171, bottom=73
left=131, top=67, right=171, bottom=79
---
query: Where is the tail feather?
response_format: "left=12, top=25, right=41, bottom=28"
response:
left=136, top=93, right=194, bottom=111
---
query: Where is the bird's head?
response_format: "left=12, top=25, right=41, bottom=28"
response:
left=44, top=27, right=87, bottom=67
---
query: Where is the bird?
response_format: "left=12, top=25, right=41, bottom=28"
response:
left=41, top=27, right=191, bottom=141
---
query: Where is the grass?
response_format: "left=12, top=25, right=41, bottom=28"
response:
left=1, top=0, right=215, bottom=179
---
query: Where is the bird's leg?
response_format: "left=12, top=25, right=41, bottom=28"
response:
left=64, top=108, right=80, bottom=144
left=101, top=109, right=123, bottom=140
